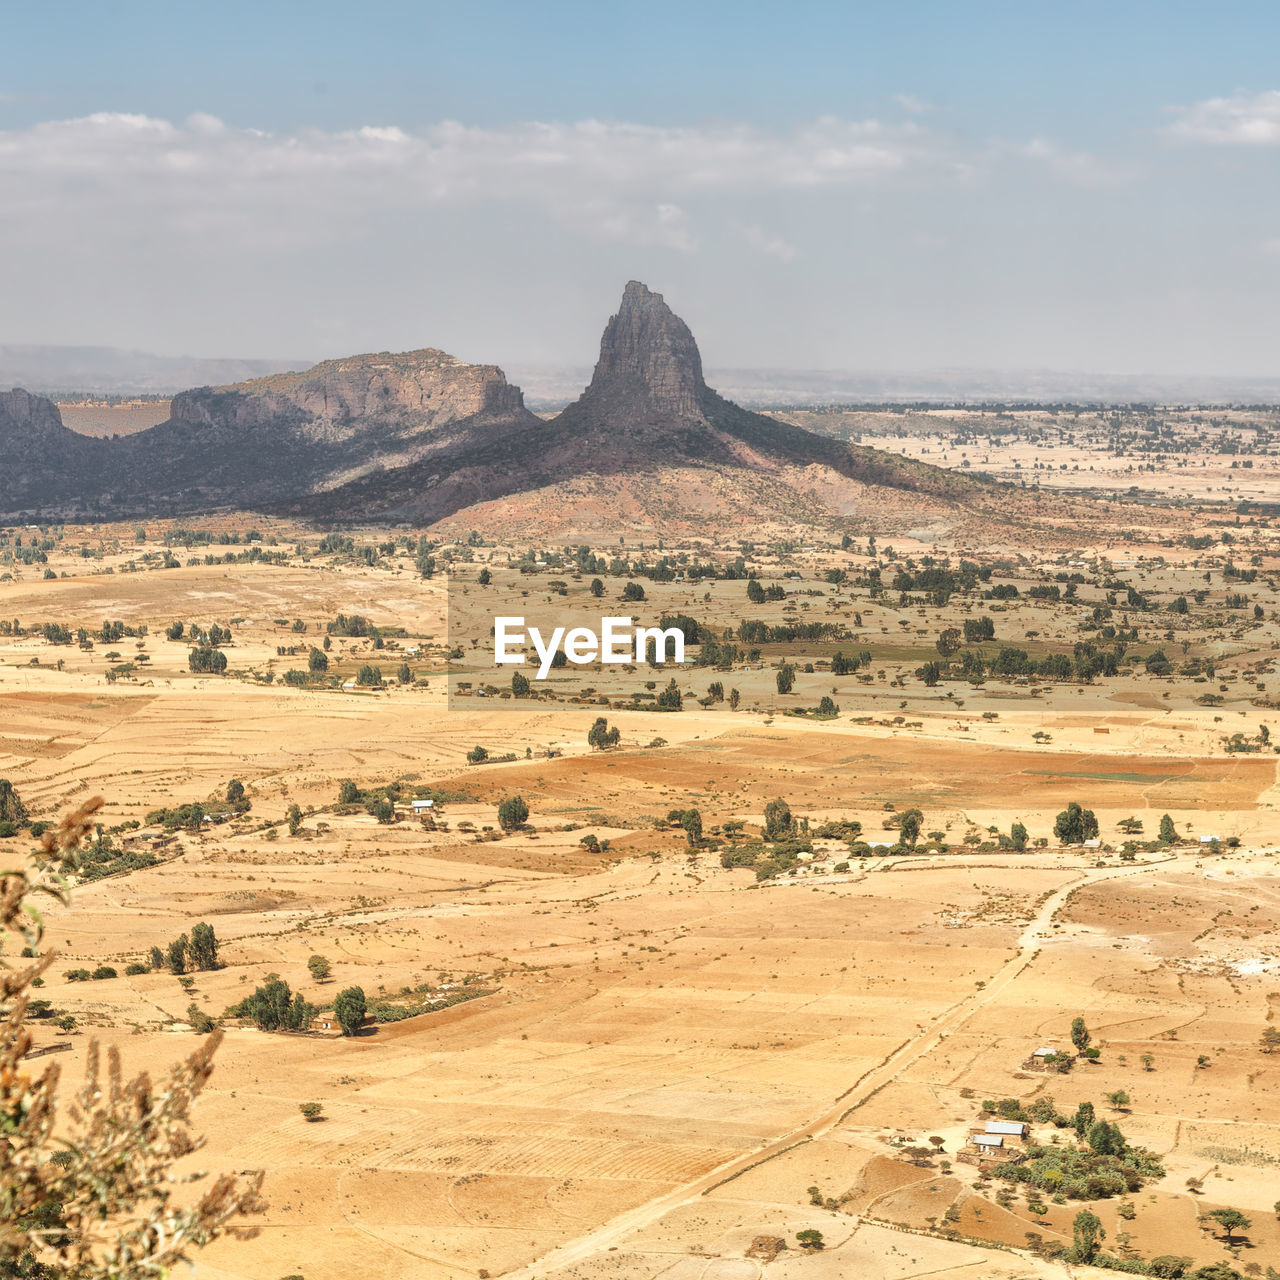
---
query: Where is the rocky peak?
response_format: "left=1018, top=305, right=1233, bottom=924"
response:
left=584, top=281, right=708, bottom=418
left=0, top=387, right=66, bottom=435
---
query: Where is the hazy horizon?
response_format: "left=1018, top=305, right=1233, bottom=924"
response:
left=3, top=2, right=1280, bottom=379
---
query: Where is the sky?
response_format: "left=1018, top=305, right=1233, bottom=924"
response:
left=2, top=0, right=1280, bottom=377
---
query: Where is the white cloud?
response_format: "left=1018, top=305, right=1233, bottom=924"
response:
left=738, top=224, right=797, bottom=262
left=0, top=111, right=933, bottom=254
left=1006, top=137, right=1127, bottom=186
left=1167, top=90, right=1280, bottom=144
left=894, top=94, right=932, bottom=114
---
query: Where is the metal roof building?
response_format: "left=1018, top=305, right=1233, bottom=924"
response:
left=985, top=1120, right=1027, bottom=1137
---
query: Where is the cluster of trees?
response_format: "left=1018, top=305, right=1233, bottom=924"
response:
left=326, top=613, right=383, bottom=646
left=230, top=976, right=317, bottom=1032
left=154, top=922, right=220, bottom=975
left=587, top=717, right=621, bottom=749
left=654, top=679, right=683, bottom=711
left=926, top=639, right=1128, bottom=686
left=497, top=796, right=529, bottom=831
left=830, top=650, right=872, bottom=675
left=1055, top=804, right=1100, bottom=845
left=988, top=1112, right=1164, bottom=1200
left=746, top=578, right=787, bottom=604
left=667, top=808, right=703, bottom=846
left=188, top=645, right=228, bottom=674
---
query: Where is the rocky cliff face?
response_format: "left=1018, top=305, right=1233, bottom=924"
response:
left=583, top=281, right=709, bottom=420
left=0, top=283, right=982, bottom=525
left=169, top=349, right=529, bottom=439
left=100, top=349, right=539, bottom=510
left=286, top=282, right=981, bottom=524
left=0, top=389, right=107, bottom=510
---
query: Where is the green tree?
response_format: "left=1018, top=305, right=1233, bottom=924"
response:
left=1207, top=1207, right=1251, bottom=1244
left=1010, top=820, right=1028, bottom=851
left=477, top=568, right=491, bottom=585
left=1071, top=1016, right=1091, bottom=1054
left=936, top=628, right=961, bottom=658
left=0, top=778, right=29, bottom=824
left=308, top=646, right=328, bottom=674
left=1159, top=813, right=1177, bottom=844
left=1261, top=1027, right=1280, bottom=1054
left=588, top=716, right=620, bottom=750
left=1054, top=802, right=1099, bottom=844
left=1148, top=1259, right=1193, bottom=1279
left=186, top=1002, right=215, bottom=1034
left=897, top=808, right=923, bottom=846
left=511, top=671, right=531, bottom=696
left=333, top=986, right=367, bottom=1036
left=763, top=798, right=794, bottom=841
left=1072, top=1099, right=1095, bottom=1137
left=396, top=663, right=412, bottom=684
left=355, top=664, right=382, bottom=687
left=795, top=1229, right=824, bottom=1251
left=467, top=744, right=489, bottom=763
left=655, top=679, right=683, bottom=711
left=1087, top=1120, right=1125, bottom=1155
left=166, top=934, right=189, bottom=975
left=307, top=954, right=331, bottom=982
left=338, top=778, right=359, bottom=804
left=299, top=1102, right=324, bottom=1122
left=921, top=661, right=941, bottom=687
left=747, top=578, right=766, bottom=604
left=1107, top=1089, right=1131, bottom=1111
left=498, top=795, right=529, bottom=831
left=188, top=922, right=218, bottom=971
left=370, top=797, right=394, bottom=824
left=287, top=804, right=303, bottom=836
left=621, top=581, right=645, bottom=602
left=589, top=577, right=604, bottom=598
left=776, top=663, right=795, bottom=695
left=237, top=977, right=292, bottom=1030
left=680, top=809, right=703, bottom=847
left=1070, top=1208, right=1104, bottom=1262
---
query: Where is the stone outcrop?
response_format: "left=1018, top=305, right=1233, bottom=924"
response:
left=0, top=389, right=106, bottom=510
left=0, top=283, right=982, bottom=524
left=584, top=280, right=709, bottom=419
left=286, top=282, right=980, bottom=523
left=168, top=349, right=529, bottom=440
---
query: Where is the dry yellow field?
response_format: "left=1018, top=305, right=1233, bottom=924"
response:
left=6, top=510, right=1280, bottom=1280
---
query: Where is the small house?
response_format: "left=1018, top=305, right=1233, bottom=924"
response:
left=985, top=1119, right=1028, bottom=1138
left=411, top=799, right=435, bottom=813
left=972, top=1133, right=1004, bottom=1149
left=1032, top=1046, right=1055, bottom=1058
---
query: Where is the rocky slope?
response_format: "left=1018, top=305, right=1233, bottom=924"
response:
left=0, top=389, right=107, bottom=511
left=286, top=282, right=983, bottom=526
left=0, top=351, right=538, bottom=516
left=0, top=284, right=990, bottom=528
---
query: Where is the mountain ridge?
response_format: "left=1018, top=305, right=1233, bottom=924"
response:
left=0, top=283, right=990, bottom=529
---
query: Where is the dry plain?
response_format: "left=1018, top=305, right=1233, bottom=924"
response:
left=5, top=484, right=1280, bottom=1280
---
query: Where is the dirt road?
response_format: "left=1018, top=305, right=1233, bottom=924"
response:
left=499, top=853, right=1180, bottom=1279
